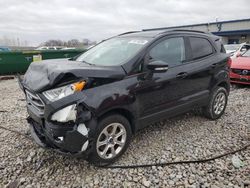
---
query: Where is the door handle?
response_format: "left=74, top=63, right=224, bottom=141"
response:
left=176, top=72, right=188, bottom=79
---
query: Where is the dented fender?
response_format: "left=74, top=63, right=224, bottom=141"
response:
left=43, top=76, right=138, bottom=122
left=75, top=76, right=138, bottom=118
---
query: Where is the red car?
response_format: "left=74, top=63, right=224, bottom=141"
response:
left=230, top=49, right=250, bottom=85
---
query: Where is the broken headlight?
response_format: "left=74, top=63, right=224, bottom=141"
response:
left=42, top=81, right=86, bottom=102
left=51, top=104, right=77, bottom=122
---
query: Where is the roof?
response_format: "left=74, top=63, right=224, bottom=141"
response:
left=143, top=18, right=250, bottom=31
left=213, top=29, right=250, bottom=36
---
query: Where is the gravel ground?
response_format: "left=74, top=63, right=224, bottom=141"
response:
left=0, top=78, right=249, bottom=188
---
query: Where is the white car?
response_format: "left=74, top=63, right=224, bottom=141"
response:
left=35, top=46, right=63, bottom=50
left=224, top=43, right=250, bottom=58
left=60, top=47, right=76, bottom=50
left=234, top=43, right=250, bottom=58
left=224, top=44, right=240, bottom=55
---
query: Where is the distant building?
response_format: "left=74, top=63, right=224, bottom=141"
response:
left=144, top=18, right=250, bottom=44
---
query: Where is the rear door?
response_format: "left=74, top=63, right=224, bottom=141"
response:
left=184, top=36, right=218, bottom=95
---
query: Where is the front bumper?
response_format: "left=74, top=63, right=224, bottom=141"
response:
left=18, top=76, right=96, bottom=156
left=230, top=72, right=250, bottom=85
left=27, top=114, right=92, bottom=157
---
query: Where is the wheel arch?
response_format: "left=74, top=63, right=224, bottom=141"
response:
left=212, top=69, right=230, bottom=93
left=216, top=81, right=230, bottom=93
left=97, top=108, right=136, bottom=134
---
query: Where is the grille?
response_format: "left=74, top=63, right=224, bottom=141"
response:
left=26, top=90, right=45, bottom=114
left=232, top=69, right=250, bottom=75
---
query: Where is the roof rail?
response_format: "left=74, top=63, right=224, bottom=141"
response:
left=171, top=29, right=207, bottom=33
left=118, top=31, right=141, bottom=36
left=168, top=29, right=207, bottom=34
left=143, top=28, right=207, bottom=34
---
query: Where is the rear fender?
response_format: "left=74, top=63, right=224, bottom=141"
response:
left=210, top=69, right=230, bottom=92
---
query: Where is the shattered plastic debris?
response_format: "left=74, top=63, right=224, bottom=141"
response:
left=231, top=155, right=244, bottom=168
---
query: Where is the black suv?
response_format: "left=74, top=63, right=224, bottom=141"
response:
left=19, top=29, right=230, bottom=165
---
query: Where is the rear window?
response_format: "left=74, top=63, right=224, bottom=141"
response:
left=220, top=44, right=226, bottom=53
left=214, top=38, right=226, bottom=53
left=190, top=37, right=213, bottom=59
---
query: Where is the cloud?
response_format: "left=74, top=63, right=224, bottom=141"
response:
left=0, top=0, right=249, bottom=46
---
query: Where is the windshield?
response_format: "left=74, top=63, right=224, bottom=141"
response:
left=224, top=44, right=240, bottom=51
left=242, top=49, right=250, bottom=57
left=76, top=37, right=149, bottom=66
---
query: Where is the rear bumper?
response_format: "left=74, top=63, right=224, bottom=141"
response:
left=230, top=72, right=250, bottom=85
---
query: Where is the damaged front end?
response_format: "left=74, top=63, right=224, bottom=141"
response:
left=18, top=58, right=126, bottom=157
left=19, top=78, right=98, bottom=157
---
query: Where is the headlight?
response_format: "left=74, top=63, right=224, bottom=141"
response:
left=43, top=81, right=86, bottom=102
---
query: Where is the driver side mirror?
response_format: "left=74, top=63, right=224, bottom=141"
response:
left=147, top=60, right=169, bottom=73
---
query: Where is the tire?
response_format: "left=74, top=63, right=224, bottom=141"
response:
left=203, top=87, right=228, bottom=120
left=87, top=114, right=132, bottom=166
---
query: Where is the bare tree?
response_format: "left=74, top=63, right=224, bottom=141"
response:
left=0, top=36, right=30, bottom=46
left=42, top=40, right=64, bottom=46
left=67, top=39, right=80, bottom=47
left=39, top=38, right=96, bottom=48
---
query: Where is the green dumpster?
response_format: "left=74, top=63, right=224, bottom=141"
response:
left=0, top=49, right=86, bottom=75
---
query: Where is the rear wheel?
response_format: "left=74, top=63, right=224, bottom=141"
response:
left=203, top=87, right=228, bottom=120
left=87, top=114, right=132, bottom=166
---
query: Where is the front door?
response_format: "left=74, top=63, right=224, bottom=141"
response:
left=134, top=37, right=191, bottom=128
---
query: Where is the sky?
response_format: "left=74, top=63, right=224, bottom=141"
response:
left=0, top=0, right=249, bottom=46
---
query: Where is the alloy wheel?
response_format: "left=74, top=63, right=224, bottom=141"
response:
left=96, top=123, right=127, bottom=159
left=213, top=92, right=226, bottom=115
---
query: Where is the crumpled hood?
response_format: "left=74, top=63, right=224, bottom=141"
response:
left=22, top=59, right=126, bottom=92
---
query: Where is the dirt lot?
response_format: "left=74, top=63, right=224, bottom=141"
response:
left=0, top=79, right=249, bottom=188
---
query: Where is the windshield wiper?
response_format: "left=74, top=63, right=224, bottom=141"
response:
left=81, top=60, right=95, bottom=66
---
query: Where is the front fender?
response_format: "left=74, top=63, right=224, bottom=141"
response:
left=77, top=78, right=137, bottom=117
left=44, top=77, right=137, bottom=120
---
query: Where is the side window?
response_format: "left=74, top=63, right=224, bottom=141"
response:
left=189, top=37, right=213, bottom=59
left=149, top=37, right=185, bottom=67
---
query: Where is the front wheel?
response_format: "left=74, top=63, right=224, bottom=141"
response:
left=87, top=114, right=132, bottom=166
left=203, top=87, right=228, bottom=120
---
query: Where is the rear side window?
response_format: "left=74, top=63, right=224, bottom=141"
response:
left=220, top=44, right=226, bottom=53
left=214, top=38, right=226, bottom=53
left=189, top=37, right=213, bottom=59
